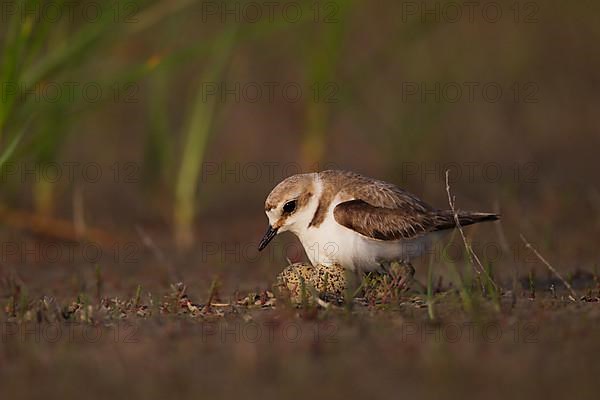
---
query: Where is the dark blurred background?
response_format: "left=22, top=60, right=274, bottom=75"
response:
left=1, top=0, right=599, bottom=296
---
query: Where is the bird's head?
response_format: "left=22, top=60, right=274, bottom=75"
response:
left=258, top=173, right=317, bottom=251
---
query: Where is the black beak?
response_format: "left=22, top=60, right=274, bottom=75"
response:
left=258, top=225, right=278, bottom=251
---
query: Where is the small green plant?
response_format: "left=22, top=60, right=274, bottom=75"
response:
left=483, top=261, right=501, bottom=312
left=426, top=258, right=436, bottom=320
left=440, top=230, right=475, bottom=314
left=94, top=264, right=103, bottom=301
left=134, top=285, right=143, bottom=308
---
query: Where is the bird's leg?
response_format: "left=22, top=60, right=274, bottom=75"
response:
left=391, top=260, right=415, bottom=289
left=390, top=260, right=426, bottom=293
left=377, top=262, right=390, bottom=275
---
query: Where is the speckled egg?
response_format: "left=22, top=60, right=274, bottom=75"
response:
left=275, top=262, right=347, bottom=304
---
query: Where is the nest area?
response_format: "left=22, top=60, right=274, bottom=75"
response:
left=275, top=261, right=424, bottom=305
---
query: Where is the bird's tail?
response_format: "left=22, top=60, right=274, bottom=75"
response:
left=433, top=210, right=500, bottom=231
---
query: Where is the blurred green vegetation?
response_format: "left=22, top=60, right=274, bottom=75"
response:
left=0, top=0, right=335, bottom=248
left=0, top=0, right=599, bottom=261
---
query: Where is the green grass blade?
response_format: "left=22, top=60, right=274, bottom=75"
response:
left=0, top=125, right=27, bottom=169
left=174, top=25, right=238, bottom=248
left=427, top=257, right=436, bottom=320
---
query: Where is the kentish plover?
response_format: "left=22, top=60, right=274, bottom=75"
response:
left=259, top=170, right=499, bottom=272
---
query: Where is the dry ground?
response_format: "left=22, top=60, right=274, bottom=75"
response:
left=1, top=232, right=599, bottom=400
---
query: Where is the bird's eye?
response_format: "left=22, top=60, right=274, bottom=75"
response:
left=283, top=200, right=297, bottom=214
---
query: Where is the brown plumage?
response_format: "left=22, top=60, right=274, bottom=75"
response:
left=334, top=200, right=498, bottom=241
left=318, top=170, right=499, bottom=241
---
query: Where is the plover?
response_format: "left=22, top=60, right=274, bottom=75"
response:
left=258, top=170, right=499, bottom=272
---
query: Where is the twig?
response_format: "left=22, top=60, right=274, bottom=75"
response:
left=204, top=278, right=217, bottom=312
left=316, top=298, right=332, bottom=309
left=445, top=170, right=497, bottom=290
left=519, top=234, right=577, bottom=301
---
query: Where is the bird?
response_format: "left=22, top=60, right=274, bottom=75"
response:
left=258, top=170, right=499, bottom=273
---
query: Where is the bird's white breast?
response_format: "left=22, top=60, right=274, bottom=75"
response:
left=296, top=193, right=436, bottom=271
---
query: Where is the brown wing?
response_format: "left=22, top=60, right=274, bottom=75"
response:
left=333, top=199, right=499, bottom=241
left=333, top=199, right=436, bottom=240
left=319, top=170, right=433, bottom=211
